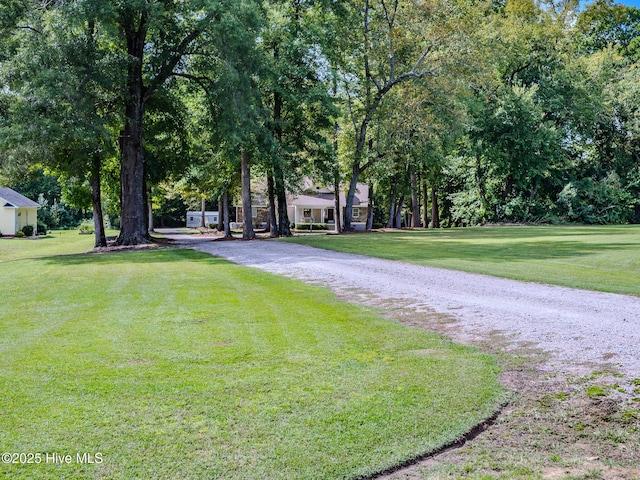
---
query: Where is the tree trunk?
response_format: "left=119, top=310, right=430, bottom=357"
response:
left=148, top=197, right=153, bottom=232
left=90, top=156, right=107, bottom=248
left=223, top=188, right=232, bottom=238
left=331, top=112, right=342, bottom=234
left=274, top=166, right=291, bottom=237
left=475, top=155, right=487, bottom=218
left=387, top=181, right=396, bottom=228
left=117, top=109, right=148, bottom=245
left=241, top=150, right=255, bottom=240
left=116, top=18, right=150, bottom=246
left=410, top=171, right=420, bottom=227
left=270, top=65, right=292, bottom=238
left=405, top=196, right=411, bottom=227
left=217, top=196, right=223, bottom=231
left=143, top=175, right=150, bottom=232
left=276, top=188, right=291, bottom=236
left=333, top=171, right=342, bottom=233
left=394, top=194, right=404, bottom=228
left=366, top=181, right=374, bottom=230
left=343, top=160, right=361, bottom=231
left=267, top=173, right=278, bottom=238
left=200, top=197, right=206, bottom=228
left=422, top=179, right=429, bottom=228
left=430, top=187, right=440, bottom=229
left=144, top=179, right=152, bottom=233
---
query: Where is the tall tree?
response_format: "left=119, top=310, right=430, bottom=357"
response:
left=328, top=0, right=478, bottom=230
left=178, top=0, right=266, bottom=240
left=0, top=2, right=121, bottom=246
left=456, top=0, right=589, bottom=223
left=111, top=1, right=227, bottom=245
left=2, top=0, right=237, bottom=245
left=576, top=0, right=640, bottom=60
left=259, top=0, right=337, bottom=237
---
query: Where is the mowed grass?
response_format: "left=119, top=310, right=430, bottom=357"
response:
left=285, top=225, right=640, bottom=295
left=0, top=233, right=503, bottom=479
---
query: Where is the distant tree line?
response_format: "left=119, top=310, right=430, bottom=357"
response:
left=1, top=0, right=638, bottom=246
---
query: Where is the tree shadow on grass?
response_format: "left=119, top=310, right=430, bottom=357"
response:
left=390, top=239, right=639, bottom=263
left=379, top=225, right=640, bottom=241
left=36, top=247, right=229, bottom=266
left=292, top=236, right=638, bottom=264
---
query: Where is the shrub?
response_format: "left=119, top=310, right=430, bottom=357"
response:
left=556, top=175, right=634, bottom=224
left=15, top=231, right=25, bottom=238
left=78, top=219, right=95, bottom=234
left=51, top=201, right=81, bottom=229
left=22, top=225, right=34, bottom=236
left=37, top=221, right=48, bottom=235
left=295, top=223, right=328, bottom=231
left=108, top=215, right=120, bottom=229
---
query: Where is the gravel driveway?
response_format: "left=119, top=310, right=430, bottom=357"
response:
left=174, top=236, right=640, bottom=380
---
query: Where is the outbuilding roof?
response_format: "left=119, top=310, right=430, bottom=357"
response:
left=0, top=187, right=40, bottom=208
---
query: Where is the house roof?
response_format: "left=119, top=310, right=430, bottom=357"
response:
left=233, top=178, right=370, bottom=208
left=288, top=190, right=368, bottom=207
left=0, top=187, right=40, bottom=208
left=288, top=183, right=369, bottom=207
left=288, top=193, right=336, bottom=207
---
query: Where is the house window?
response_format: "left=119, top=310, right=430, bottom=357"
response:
left=251, top=207, right=257, bottom=218
left=189, top=217, right=194, bottom=222
left=303, top=209, right=312, bottom=218
left=352, top=208, right=360, bottom=219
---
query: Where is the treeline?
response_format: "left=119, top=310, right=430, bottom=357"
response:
left=0, top=0, right=638, bottom=246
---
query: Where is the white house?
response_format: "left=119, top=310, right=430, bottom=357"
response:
left=186, top=211, right=219, bottom=228
left=234, top=179, right=370, bottom=231
left=287, top=181, right=369, bottom=231
left=0, top=187, right=39, bottom=236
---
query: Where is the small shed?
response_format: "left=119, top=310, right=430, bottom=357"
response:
left=0, top=187, right=39, bottom=236
left=186, top=211, right=219, bottom=228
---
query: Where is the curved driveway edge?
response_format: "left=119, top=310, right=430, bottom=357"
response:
left=182, top=238, right=640, bottom=379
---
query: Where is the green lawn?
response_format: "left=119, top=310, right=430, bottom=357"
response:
left=284, top=225, right=640, bottom=295
left=0, top=232, right=503, bottom=479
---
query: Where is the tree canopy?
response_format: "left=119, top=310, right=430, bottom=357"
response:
left=1, top=0, right=639, bottom=240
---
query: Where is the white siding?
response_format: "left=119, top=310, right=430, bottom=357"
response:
left=186, top=212, right=219, bottom=228
left=0, top=207, right=15, bottom=235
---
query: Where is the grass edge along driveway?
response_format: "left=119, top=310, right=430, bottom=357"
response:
left=284, top=225, right=640, bottom=296
left=0, top=233, right=504, bottom=479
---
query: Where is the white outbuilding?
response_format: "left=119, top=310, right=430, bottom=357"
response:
left=0, top=187, right=39, bottom=236
left=186, top=211, right=219, bottom=228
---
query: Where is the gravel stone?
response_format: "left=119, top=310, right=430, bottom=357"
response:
left=175, top=236, right=640, bottom=379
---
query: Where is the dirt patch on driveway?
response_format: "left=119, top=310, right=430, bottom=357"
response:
left=370, top=305, right=640, bottom=479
